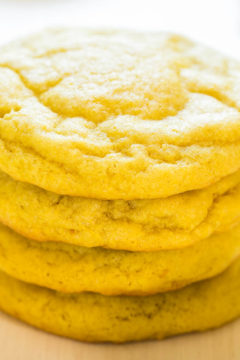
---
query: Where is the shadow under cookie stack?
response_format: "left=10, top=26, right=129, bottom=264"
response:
left=0, top=28, right=240, bottom=343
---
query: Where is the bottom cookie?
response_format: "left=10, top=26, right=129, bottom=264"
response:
left=0, top=258, right=240, bottom=343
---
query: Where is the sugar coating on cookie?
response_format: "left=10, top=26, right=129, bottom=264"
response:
left=0, top=29, right=240, bottom=198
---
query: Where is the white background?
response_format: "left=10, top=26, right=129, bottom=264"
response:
left=0, top=0, right=240, bottom=58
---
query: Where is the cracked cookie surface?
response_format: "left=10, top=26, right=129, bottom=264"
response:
left=0, top=256, right=240, bottom=342
left=1, top=170, right=240, bottom=250
left=1, top=29, right=240, bottom=198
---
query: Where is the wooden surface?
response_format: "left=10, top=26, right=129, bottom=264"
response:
left=1, top=1, right=240, bottom=360
left=0, top=311, right=240, bottom=360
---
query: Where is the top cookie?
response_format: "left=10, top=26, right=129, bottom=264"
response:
left=0, top=29, right=240, bottom=199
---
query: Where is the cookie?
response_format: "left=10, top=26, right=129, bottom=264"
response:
left=0, top=222, right=240, bottom=295
left=0, top=257, right=240, bottom=342
left=1, top=29, right=240, bottom=199
left=0, top=169, right=240, bottom=251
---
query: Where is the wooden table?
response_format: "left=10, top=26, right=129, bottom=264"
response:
left=1, top=311, right=239, bottom=360
left=1, top=1, right=240, bottom=360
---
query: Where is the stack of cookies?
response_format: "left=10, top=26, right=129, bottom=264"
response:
left=0, top=29, right=240, bottom=343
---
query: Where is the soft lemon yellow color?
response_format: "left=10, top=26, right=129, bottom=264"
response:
left=0, top=29, right=240, bottom=199
left=1, top=258, right=240, bottom=343
left=1, top=169, right=240, bottom=251
left=0, top=223, right=240, bottom=295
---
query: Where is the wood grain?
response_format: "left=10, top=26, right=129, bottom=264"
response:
left=0, top=311, right=239, bottom=360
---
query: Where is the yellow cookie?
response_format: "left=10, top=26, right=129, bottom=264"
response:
left=1, top=169, right=240, bottom=251
left=1, top=222, right=240, bottom=295
left=1, top=29, right=240, bottom=199
left=0, top=257, right=240, bottom=343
